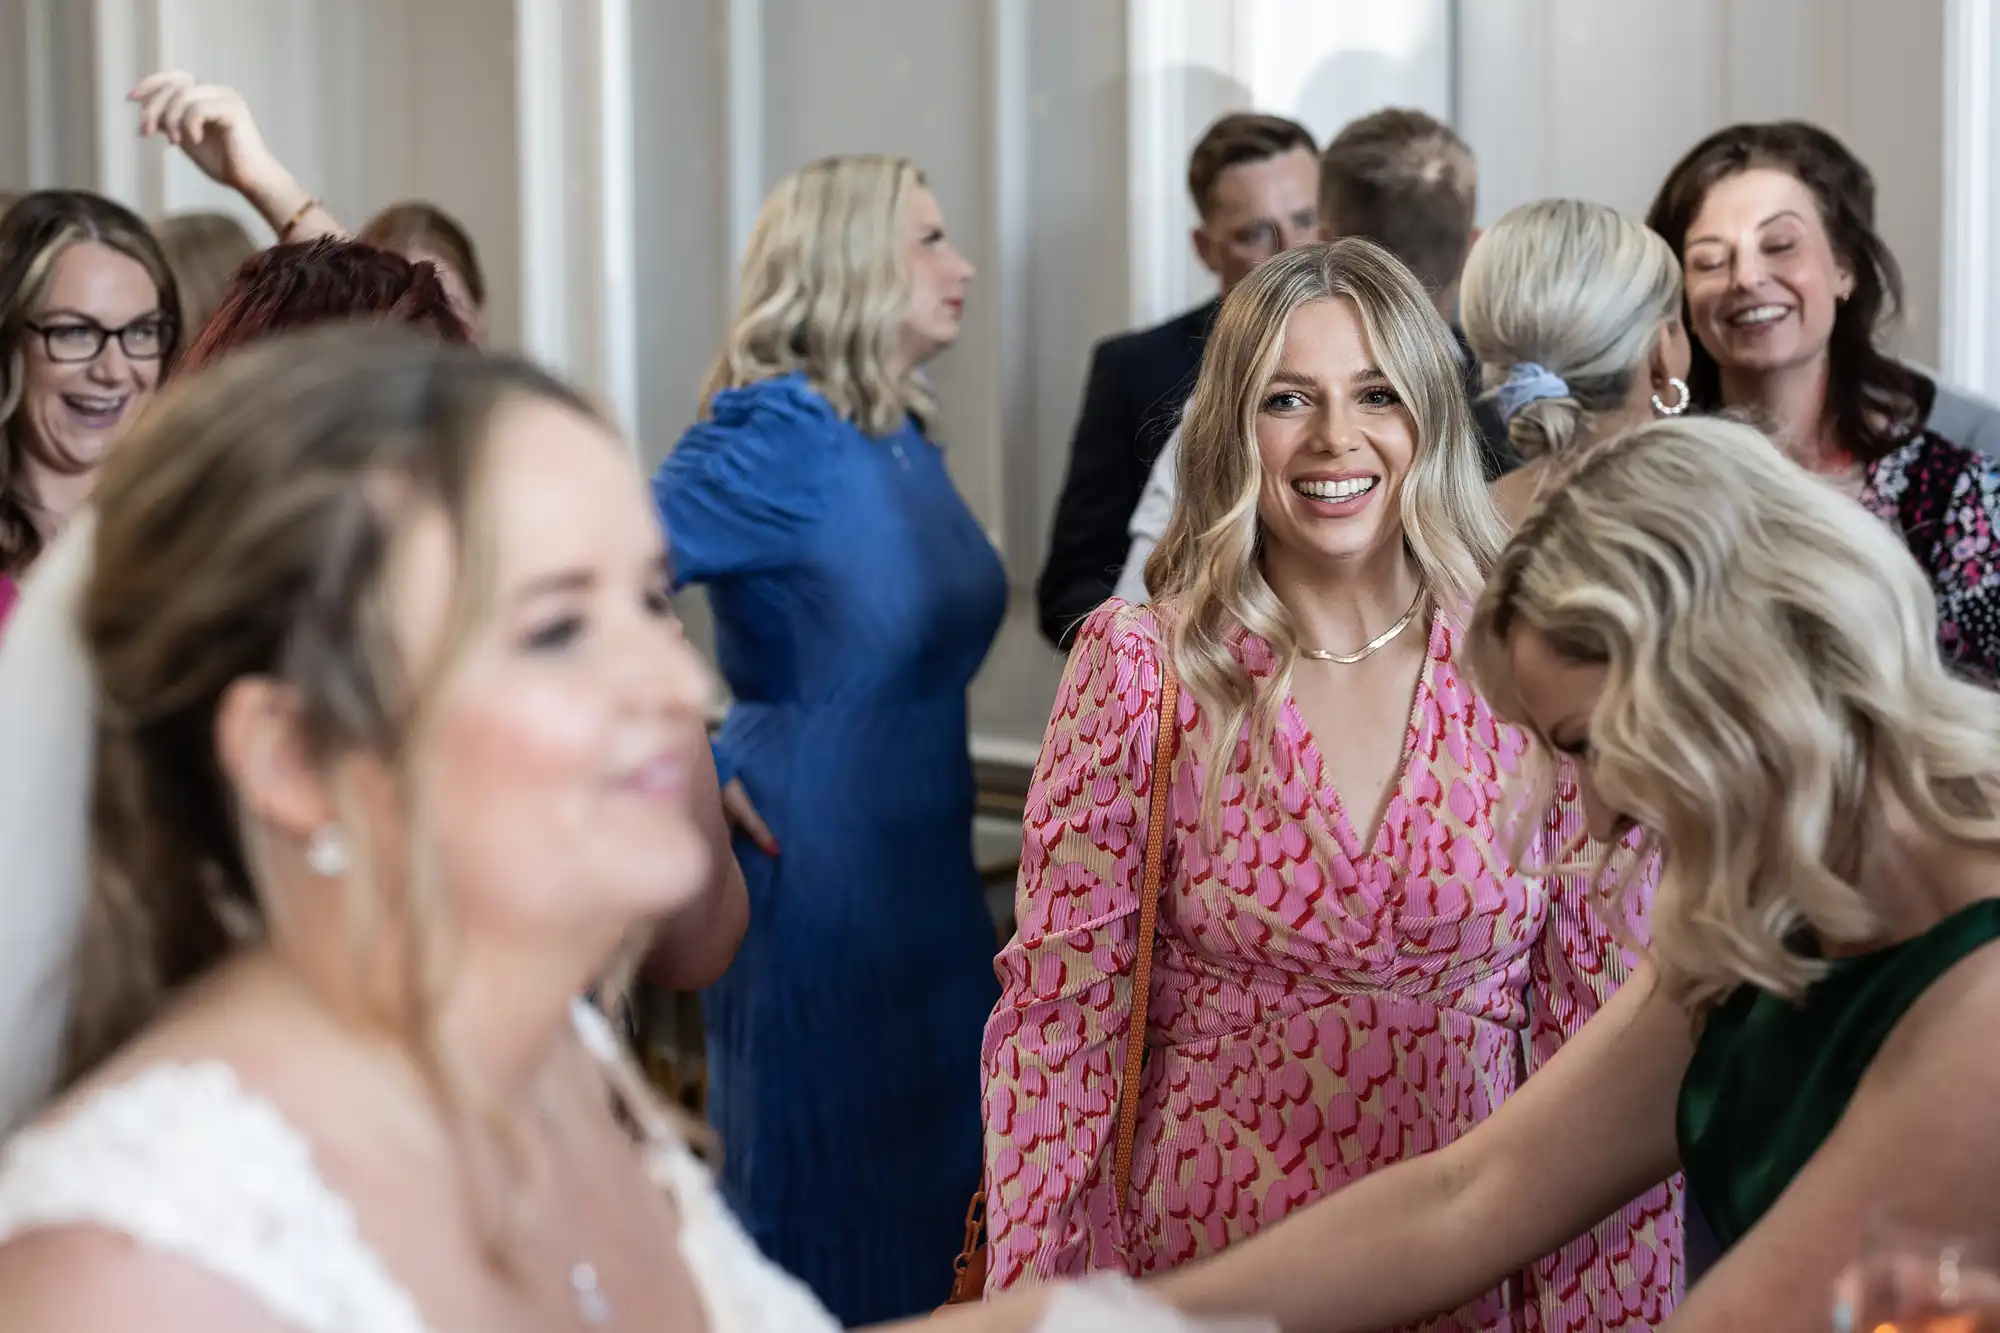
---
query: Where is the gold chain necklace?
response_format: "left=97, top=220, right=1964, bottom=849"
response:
left=1299, top=586, right=1426, bottom=665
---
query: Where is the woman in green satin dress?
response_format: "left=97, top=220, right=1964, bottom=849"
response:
left=931, top=411, right=2000, bottom=1333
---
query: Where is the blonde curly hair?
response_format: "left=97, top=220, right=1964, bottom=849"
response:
left=1466, top=415, right=2000, bottom=1013
left=702, top=155, right=936, bottom=436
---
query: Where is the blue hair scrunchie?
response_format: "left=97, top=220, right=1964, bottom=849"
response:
left=1492, top=362, right=1571, bottom=424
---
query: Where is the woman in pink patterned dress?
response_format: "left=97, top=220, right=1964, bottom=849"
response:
left=980, top=240, right=1681, bottom=1331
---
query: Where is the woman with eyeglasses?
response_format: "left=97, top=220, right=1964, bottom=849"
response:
left=0, top=65, right=448, bottom=638
left=0, top=191, right=182, bottom=636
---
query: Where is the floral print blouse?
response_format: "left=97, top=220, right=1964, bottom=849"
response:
left=1862, top=431, right=2000, bottom=681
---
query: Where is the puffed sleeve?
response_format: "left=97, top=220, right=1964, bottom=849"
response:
left=652, top=376, right=837, bottom=589
left=980, top=600, right=1179, bottom=1290
left=1523, top=772, right=1684, bottom=1330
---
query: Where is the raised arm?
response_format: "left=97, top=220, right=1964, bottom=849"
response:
left=129, top=72, right=344, bottom=243
left=1153, top=963, right=1690, bottom=1333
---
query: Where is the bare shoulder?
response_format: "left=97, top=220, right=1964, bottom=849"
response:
left=1870, top=930, right=2000, bottom=1090
left=1673, top=934, right=2000, bottom=1329
left=0, top=1226, right=290, bottom=1333
left=1817, top=932, right=2000, bottom=1196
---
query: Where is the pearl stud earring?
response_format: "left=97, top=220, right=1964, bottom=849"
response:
left=304, top=825, right=349, bottom=878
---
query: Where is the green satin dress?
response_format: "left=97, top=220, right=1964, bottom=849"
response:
left=1678, top=898, right=2000, bottom=1251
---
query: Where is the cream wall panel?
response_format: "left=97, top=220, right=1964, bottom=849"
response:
left=1, top=0, right=1978, bottom=752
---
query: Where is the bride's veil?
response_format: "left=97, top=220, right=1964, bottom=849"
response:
left=0, top=513, right=97, bottom=1136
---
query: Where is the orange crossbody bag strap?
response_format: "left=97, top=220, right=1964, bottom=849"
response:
left=1111, top=659, right=1180, bottom=1205
left=942, top=643, right=1181, bottom=1306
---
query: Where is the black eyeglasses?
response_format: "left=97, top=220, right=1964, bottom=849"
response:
left=23, top=316, right=173, bottom=364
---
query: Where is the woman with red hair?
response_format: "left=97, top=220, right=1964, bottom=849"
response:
left=179, top=237, right=470, bottom=372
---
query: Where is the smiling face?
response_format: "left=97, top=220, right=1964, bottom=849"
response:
left=1505, top=625, right=1631, bottom=844
left=1253, top=296, right=1417, bottom=573
left=896, top=183, right=975, bottom=371
left=17, top=239, right=168, bottom=480
left=1195, top=147, right=1323, bottom=294
left=1681, top=167, right=1853, bottom=384
left=389, top=397, right=717, bottom=945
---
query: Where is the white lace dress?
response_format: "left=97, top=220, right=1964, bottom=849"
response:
left=0, top=1009, right=840, bottom=1332
left=0, top=1005, right=1254, bottom=1333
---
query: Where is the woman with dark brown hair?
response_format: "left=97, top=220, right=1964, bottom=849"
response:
left=0, top=69, right=469, bottom=640
left=0, top=191, right=181, bottom=628
left=1645, top=121, right=2000, bottom=680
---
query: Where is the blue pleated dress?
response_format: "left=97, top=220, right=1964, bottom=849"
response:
left=653, top=374, right=1005, bottom=1323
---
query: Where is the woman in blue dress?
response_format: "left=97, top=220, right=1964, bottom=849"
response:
left=652, top=155, right=1003, bottom=1324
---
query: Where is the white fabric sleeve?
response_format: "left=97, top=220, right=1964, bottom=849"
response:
left=1113, top=427, right=1181, bottom=606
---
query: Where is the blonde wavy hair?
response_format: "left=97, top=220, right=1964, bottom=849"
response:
left=1467, top=415, right=2000, bottom=1014
left=1147, top=239, right=1508, bottom=822
left=701, top=155, right=936, bottom=436
left=1459, top=198, right=1682, bottom=462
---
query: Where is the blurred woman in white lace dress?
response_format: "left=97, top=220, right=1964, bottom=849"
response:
left=0, top=328, right=775, bottom=1331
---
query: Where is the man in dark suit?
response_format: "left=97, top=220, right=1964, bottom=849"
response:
left=1035, top=112, right=1320, bottom=651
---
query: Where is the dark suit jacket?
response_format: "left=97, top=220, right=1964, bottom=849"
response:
left=1036, top=300, right=1218, bottom=650
left=1034, top=303, right=1517, bottom=652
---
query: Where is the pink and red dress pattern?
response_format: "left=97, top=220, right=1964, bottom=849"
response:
left=980, top=601, right=1681, bottom=1331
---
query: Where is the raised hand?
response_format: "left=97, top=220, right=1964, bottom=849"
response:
left=127, top=71, right=340, bottom=241
left=129, top=71, right=278, bottom=194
